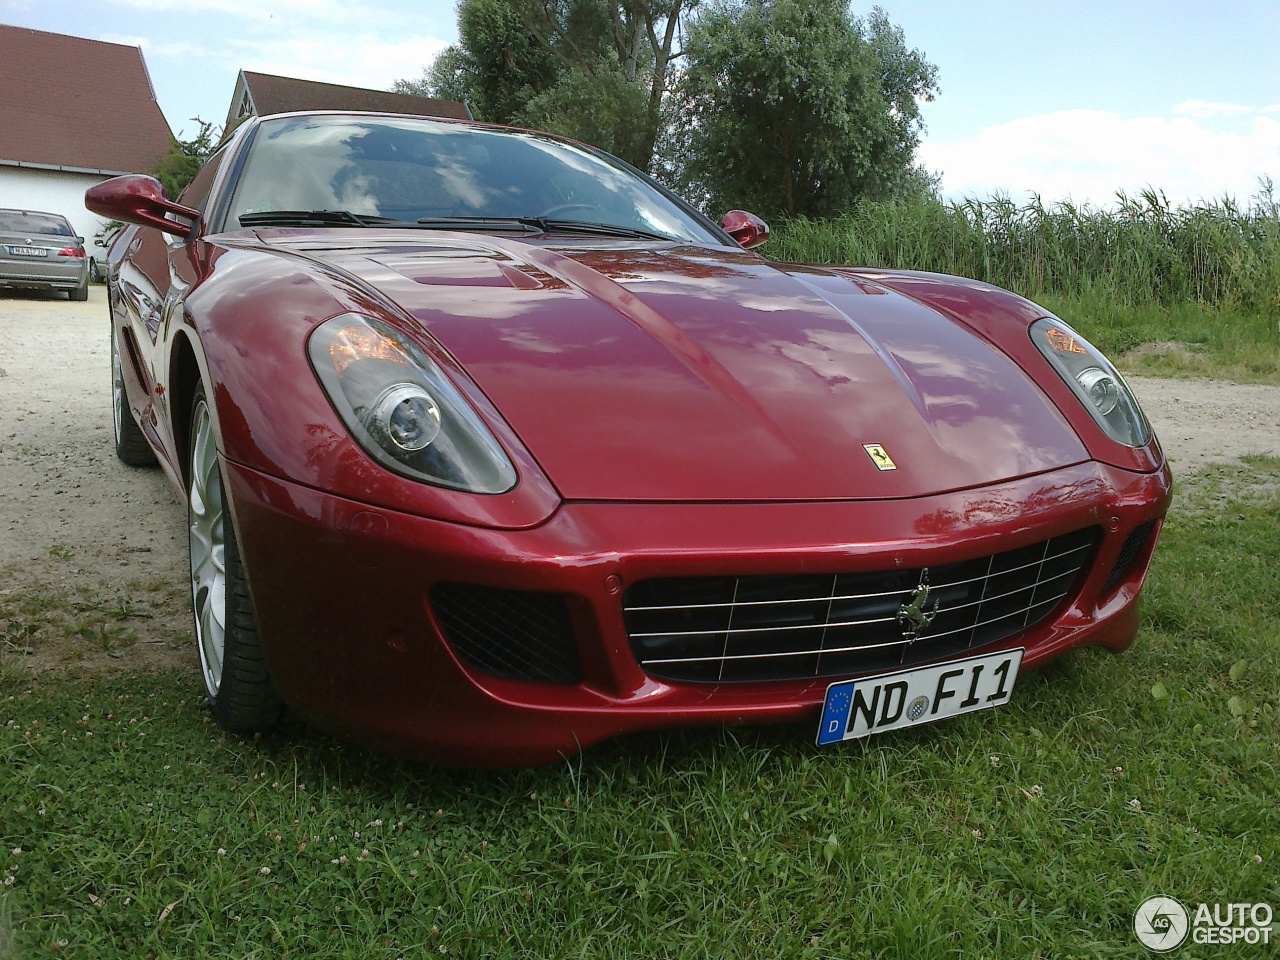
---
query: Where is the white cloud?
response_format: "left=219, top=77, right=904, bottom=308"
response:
left=920, top=107, right=1280, bottom=207
left=100, top=33, right=217, bottom=63
left=232, top=34, right=448, bottom=91
left=1174, top=100, right=1255, bottom=119
left=104, top=0, right=450, bottom=83
left=110, top=22, right=447, bottom=97
left=107, top=0, right=388, bottom=24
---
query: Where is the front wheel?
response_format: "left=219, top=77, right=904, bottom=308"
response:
left=188, top=383, right=283, bottom=731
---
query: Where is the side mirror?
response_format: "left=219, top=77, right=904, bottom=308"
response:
left=85, top=175, right=200, bottom=240
left=720, top=209, right=770, bottom=249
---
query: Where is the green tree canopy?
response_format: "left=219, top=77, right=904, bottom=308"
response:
left=395, top=0, right=559, bottom=125
left=153, top=120, right=219, bottom=197
left=672, top=1, right=938, bottom=219
left=395, top=0, right=695, bottom=171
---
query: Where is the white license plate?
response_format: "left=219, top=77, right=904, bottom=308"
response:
left=8, top=246, right=45, bottom=257
left=817, top=648, right=1023, bottom=745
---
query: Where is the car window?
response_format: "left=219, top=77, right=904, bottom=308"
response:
left=176, top=148, right=226, bottom=214
left=0, top=211, right=73, bottom=236
left=225, top=115, right=720, bottom=244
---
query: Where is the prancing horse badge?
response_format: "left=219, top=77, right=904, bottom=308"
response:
left=862, top=443, right=897, bottom=471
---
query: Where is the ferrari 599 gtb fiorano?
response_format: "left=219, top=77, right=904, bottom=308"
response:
left=87, top=112, right=1171, bottom=766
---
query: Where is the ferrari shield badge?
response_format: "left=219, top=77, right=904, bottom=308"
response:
left=862, top=443, right=897, bottom=471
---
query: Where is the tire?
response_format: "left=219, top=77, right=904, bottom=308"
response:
left=188, top=383, right=283, bottom=732
left=111, top=329, right=157, bottom=466
left=71, top=280, right=88, bottom=301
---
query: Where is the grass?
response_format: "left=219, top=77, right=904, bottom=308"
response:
left=768, top=190, right=1280, bottom=382
left=1036, top=294, right=1280, bottom=384
left=0, top=573, right=180, bottom=665
left=769, top=189, right=1280, bottom=312
left=2, top=464, right=1278, bottom=958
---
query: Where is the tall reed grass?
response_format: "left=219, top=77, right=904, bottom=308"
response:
left=769, top=185, right=1280, bottom=313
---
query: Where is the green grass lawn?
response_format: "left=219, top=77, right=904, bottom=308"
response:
left=1039, top=294, right=1280, bottom=384
left=2, top=461, right=1277, bottom=958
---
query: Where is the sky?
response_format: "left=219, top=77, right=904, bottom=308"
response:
left=2, top=0, right=1278, bottom=209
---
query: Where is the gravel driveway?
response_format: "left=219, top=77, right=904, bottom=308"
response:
left=2, top=288, right=1278, bottom=674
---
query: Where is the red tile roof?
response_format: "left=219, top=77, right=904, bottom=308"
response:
left=0, top=24, right=173, bottom=174
left=237, top=71, right=471, bottom=124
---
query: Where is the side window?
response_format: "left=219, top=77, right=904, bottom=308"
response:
left=176, top=149, right=225, bottom=214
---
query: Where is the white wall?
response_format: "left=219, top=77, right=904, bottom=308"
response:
left=0, top=166, right=117, bottom=265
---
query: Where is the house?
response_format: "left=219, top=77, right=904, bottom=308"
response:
left=225, top=70, right=471, bottom=131
left=0, top=24, right=174, bottom=274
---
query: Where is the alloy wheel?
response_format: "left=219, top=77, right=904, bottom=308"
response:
left=189, top=399, right=226, bottom=698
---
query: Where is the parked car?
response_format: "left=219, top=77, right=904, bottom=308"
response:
left=0, top=208, right=89, bottom=300
left=87, top=111, right=1172, bottom=766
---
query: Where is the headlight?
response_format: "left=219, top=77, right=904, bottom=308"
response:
left=1030, top=317, right=1151, bottom=447
left=308, top=314, right=517, bottom=493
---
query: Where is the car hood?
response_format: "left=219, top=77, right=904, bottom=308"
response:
left=258, top=232, right=1088, bottom=501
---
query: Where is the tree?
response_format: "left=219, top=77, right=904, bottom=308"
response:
left=395, top=0, right=559, bottom=125
left=395, top=0, right=696, bottom=171
left=153, top=119, right=220, bottom=197
left=672, top=1, right=938, bottom=219
left=514, top=0, right=694, bottom=169
left=519, top=63, right=654, bottom=169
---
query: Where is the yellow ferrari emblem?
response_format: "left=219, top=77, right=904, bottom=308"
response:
left=863, top=443, right=897, bottom=471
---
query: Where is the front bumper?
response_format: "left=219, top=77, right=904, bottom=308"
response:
left=224, top=459, right=1171, bottom=766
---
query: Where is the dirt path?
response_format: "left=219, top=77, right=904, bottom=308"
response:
left=1125, top=375, right=1280, bottom=474
left=1, top=289, right=190, bottom=674
left=2, top=289, right=1278, bottom=675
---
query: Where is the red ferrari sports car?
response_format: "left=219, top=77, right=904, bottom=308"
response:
left=87, top=111, right=1171, bottom=766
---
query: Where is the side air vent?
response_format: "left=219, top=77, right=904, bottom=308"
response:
left=1101, top=521, right=1158, bottom=596
left=431, top=584, right=583, bottom=684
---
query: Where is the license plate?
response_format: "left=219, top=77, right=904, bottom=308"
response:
left=8, top=246, right=45, bottom=257
left=817, top=648, right=1023, bottom=745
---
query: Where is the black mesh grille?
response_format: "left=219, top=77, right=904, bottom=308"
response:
left=623, top=528, right=1099, bottom=683
left=1101, top=521, right=1157, bottom=596
left=431, top=584, right=582, bottom=684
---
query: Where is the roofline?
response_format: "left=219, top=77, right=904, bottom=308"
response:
left=241, top=69, right=258, bottom=117
left=0, top=158, right=134, bottom=177
left=225, top=70, right=256, bottom=134
left=137, top=43, right=160, bottom=106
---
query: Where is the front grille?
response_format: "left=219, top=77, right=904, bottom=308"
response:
left=1101, top=520, right=1157, bottom=596
left=624, top=529, right=1099, bottom=683
left=431, top=583, right=583, bottom=684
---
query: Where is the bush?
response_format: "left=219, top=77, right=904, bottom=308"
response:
left=768, top=185, right=1280, bottom=314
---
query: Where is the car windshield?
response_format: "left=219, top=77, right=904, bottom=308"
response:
left=0, top=211, right=73, bottom=236
left=224, top=114, right=721, bottom=244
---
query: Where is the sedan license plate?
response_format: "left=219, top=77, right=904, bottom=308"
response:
left=817, top=648, right=1023, bottom=745
left=8, top=246, right=46, bottom=257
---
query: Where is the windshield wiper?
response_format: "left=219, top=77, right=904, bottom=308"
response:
left=240, top=211, right=673, bottom=240
left=415, top=217, right=544, bottom=232
left=537, top=219, right=673, bottom=241
left=416, top=216, right=672, bottom=241
left=239, top=210, right=405, bottom=228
